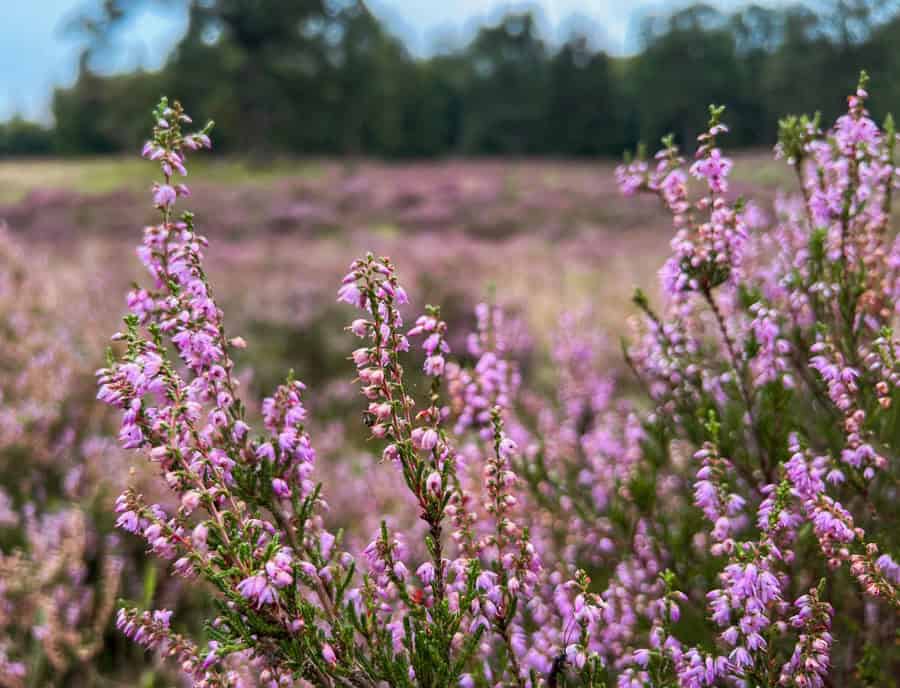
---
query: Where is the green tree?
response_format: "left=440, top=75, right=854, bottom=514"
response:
left=544, top=35, right=628, bottom=156
left=36, top=0, right=900, bottom=158
left=461, top=12, right=549, bottom=154
left=630, top=5, right=743, bottom=148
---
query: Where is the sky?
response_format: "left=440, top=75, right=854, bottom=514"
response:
left=1, top=0, right=783, bottom=123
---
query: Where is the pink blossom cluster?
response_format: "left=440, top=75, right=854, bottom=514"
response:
left=609, top=72, right=899, bottom=686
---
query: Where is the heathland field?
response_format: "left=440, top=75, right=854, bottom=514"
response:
left=2, top=151, right=789, bottom=351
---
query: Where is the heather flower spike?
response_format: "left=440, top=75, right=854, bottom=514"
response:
left=611, top=73, right=898, bottom=685
left=101, top=98, right=584, bottom=688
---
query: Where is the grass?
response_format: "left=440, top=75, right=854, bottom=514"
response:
left=0, top=156, right=326, bottom=204
left=0, top=151, right=792, bottom=205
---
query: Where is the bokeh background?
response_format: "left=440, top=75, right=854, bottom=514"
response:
left=1, top=1, right=898, bottom=686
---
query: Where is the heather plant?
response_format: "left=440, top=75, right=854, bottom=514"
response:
left=103, top=77, right=900, bottom=688
left=604, top=72, right=898, bottom=685
left=100, top=99, right=605, bottom=687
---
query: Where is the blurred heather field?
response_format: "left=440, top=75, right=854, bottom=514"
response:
left=2, top=152, right=787, bottom=387
left=3, top=155, right=671, bottom=405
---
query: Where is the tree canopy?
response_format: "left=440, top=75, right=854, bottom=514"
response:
left=7, top=0, right=900, bottom=157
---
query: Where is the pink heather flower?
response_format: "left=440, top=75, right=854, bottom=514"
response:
left=152, top=609, right=173, bottom=627
left=272, top=478, right=291, bottom=498
left=336, top=282, right=363, bottom=307
left=425, top=471, right=442, bottom=494
left=371, top=402, right=392, bottom=421
left=690, top=148, right=732, bottom=193
left=498, top=436, right=517, bottom=459
left=393, top=561, right=409, bottom=580
left=350, top=319, right=369, bottom=337
left=320, top=531, right=335, bottom=560
left=202, top=647, right=218, bottom=670
left=97, top=88, right=900, bottom=688
left=615, top=159, right=648, bottom=195
left=876, top=554, right=900, bottom=585
left=192, top=523, right=209, bottom=550
left=153, top=184, right=177, bottom=208
left=412, top=427, right=439, bottom=451
left=421, top=428, right=439, bottom=450
left=256, top=442, right=276, bottom=462
left=424, top=354, right=445, bottom=377
left=416, top=561, right=436, bottom=585
left=835, top=112, right=879, bottom=153
left=116, top=510, right=139, bottom=533
left=476, top=570, right=498, bottom=593
left=408, top=315, right=437, bottom=335
left=266, top=550, right=294, bottom=588
left=181, top=490, right=201, bottom=514
left=237, top=573, right=278, bottom=608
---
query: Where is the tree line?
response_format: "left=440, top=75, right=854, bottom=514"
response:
left=7, top=0, right=900, bottom=158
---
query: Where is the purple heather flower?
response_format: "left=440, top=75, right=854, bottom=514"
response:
left=153, top=184, right=177, bottom=208
left=272, top=478, right=291, bottom=498
left=237, top=573, right=278, bottom=608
